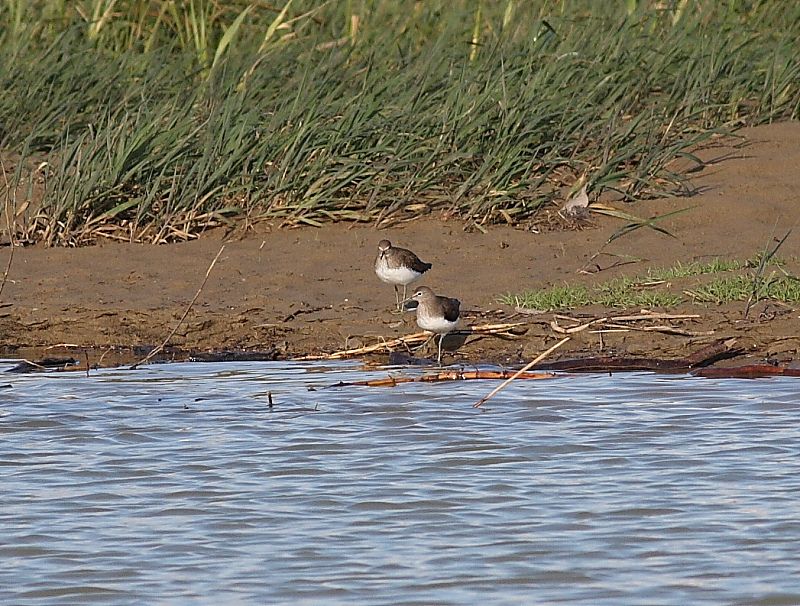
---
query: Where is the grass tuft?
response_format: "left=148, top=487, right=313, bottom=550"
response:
left=646, top=258, right=743, bottom=280
left=508, top=256, right=799, bottom=311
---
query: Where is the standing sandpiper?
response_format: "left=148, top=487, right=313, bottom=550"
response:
left=409, top=286, right=461, bottom=365
left=375, top=239, right=432, bottom=311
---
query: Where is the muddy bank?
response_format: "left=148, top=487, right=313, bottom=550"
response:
left=2, top=122, right=800, bottom=369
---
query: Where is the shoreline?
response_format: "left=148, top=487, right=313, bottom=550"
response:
left=2, top=123, right=800, bottom=371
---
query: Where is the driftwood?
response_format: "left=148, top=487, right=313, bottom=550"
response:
left=5, top=357, right=79, bottom=373
left=296, top=322, right=528, bottom=361
left=329, top=369, right=555, bottom=388
left=693, top=365, right=800, bottom=379
left=536, top=338, right=741, bottom=373
left=190, top=350, right=280, bottom=363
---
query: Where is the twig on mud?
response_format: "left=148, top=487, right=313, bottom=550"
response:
left=283, top=305, right=332, bottom=322
left=295, top=322, right=528, bottom=360
left=550, top=312, right=704, bottom=337
left=554, top=312, right=699, bottom=324
left=514, top=306, right=546, bottom=315
left=603, top=312, right=700, bottom=321
left=473, top=336, right=571, bottom=408
left=551, top=317, right=607, bottom=334
left=578, top=250, right=642, bottom=275
left=130, top=244, right=225, bottom=369
left=599, top=322, right=715, bottom=337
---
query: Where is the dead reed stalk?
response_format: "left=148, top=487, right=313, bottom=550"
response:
left=473, top=336, right=571, bottom=408
left=130, top=244, right=225, bottom=369
left=0, top=160, right=16, bottom=301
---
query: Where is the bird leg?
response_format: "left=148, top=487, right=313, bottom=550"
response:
left=392, top=285, right=402, bottom=313
left=436, top=334, right=444, bottom=365
left=392, top=284, right=410, bottom=313
left=413, top=333, right=437, bottom=353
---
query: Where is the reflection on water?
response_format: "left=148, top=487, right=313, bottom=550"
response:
left=2, top=361, right=800, bottom=605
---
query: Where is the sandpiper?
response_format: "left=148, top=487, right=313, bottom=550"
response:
left=409, top=286, right=461, bottom=365
left=375, top=239, right=432, bottom=311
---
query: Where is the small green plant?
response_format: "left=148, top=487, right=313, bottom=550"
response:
left=686, top=274, right=800, bottom=305
left=594, top=277, right=683, bottom=308
left=503, top=277, right=681, bottom=311
left=685, top=276, right=752, bottom=304
left=744, top=229, right=792, bottom=316
left=646, top=258, right=742, bottom=280
left=504, top=284, right=592, bottom=311
left=507, top=255, right=798, bottom=311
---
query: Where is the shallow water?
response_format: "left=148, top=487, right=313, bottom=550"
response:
left=2, top=361, right=800, bottom=605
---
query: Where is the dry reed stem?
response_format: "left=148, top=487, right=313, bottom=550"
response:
left=514, top=306, right=546, bottom=315
left=600, top=322, right=714, bottom=337
left=18, top=359, right=47, bottom=371
left=97, top=348, right=112, bottom=367
left=130, top=244, right=225, bottom=369
left=550, top=318, right=607, bottom=334
left=553, top=312, right=700, bottom=323
left=473, top=337, right=571, bottom=408
left=0, top=230, right=14, bottom=302
left=605, top=312, right=700, bottom=321
left=0, top=160, right=15, bottom=301
left=551, top=312, right=704, bottom=337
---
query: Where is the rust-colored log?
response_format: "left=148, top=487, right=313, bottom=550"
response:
left=536, top=338, right=742, bottom=373
left=693, top=365, right=800, bottom=379
left=684, top=338, right=740, bottom=366
left=329, top=369, right=555, bottom=388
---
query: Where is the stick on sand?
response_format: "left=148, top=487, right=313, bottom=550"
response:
left=130, top=244, right=225, bottom=369
left=473, top=336, right=570, bottom=408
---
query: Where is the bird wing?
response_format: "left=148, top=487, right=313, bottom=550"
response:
left=395, top=248, right=432, bottom=273
left=440, top=296, right=461, bottom=322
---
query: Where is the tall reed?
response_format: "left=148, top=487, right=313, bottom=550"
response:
left=0, top=1, right=798, bottom=244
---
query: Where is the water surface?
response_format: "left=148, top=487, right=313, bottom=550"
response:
left=2, top=361, right=799, bottom=604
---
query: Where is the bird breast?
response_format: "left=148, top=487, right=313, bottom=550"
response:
left=375, top=258, right=423, bottom=286
left=416, top=309, right=459, bottom=334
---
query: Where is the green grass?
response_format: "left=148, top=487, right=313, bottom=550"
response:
left=505, top=284, right=593, bottom=311
left=506, top=257, right=800, bottom=311
left=593, top=277, right=684, bottom=308
left=504, top=279, right=682, bottom=311
left=1, top=1, right=799, bottom=245
left=686, top=274, right=800, bottom=305
left=645, top=258, right=744, bottom=280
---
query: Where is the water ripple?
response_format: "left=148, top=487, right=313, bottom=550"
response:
left=2, top=361, right=800, bottom=604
